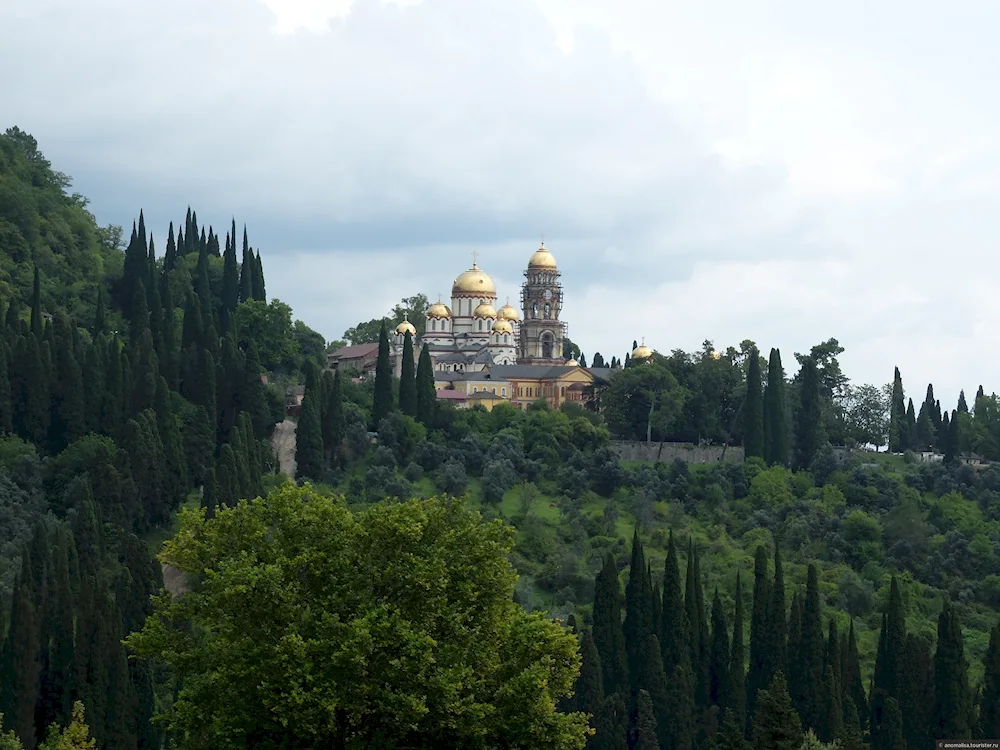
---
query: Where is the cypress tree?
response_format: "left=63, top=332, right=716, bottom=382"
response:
left=901, top=633, right=933, bottom=750
left=764, top=545, right=786, bottom=694
left=746, top=546, right=770, bottom=733
left=323, top=370, right=344, bottom=466
left=743, top=348, right=764, bottom=459
left=904, top=399, right=916, bottom=450
left=889, top=367, right=905, bottom=452
left=979, top=621, right=1000, bottom=739
left=0, top=340, right=12, bottom=433
left=751, top=673, right=801, bottom=750
left=593, top=694, right=629, bottom=750
left=37, top=528, right=75, bottom=735
left=709, top=590, right=729, bottom=711
left=12, top=334, right=49, bottom=445
left=685, top=541, right=709, bottom=711
left=30, top=265, right=42, bottom=339
left=958, top=389, right=969, bottom=413
left=239, top=228, right=253, bottom=304
left=593, top=553, right=629, bottom=697
left=637, top=635, right=671, bottom=749
left=661, top=533, right=689, bottom=674
left=878, top=698, right=906, bottom=750
left=415, top=344, right=437, bottom=426
left=294, top=390, right=324, bottom=482
left=794, top=358, right=824, bottom=470
left=726, top=572, right=746, bottom=730
left=372, top=321, right=393, bottom=428
left=399, top=330, right=417, bottom=417
left=946, top=410, right=960, bottom=462
left=635, top=689, right=660, bottom=750
left=239, top=341, right=270, bottom=438
left=841, top=621, right=866, bottom=732
left=785, top=590, right=802, bottom=717
left=932, top=599, right=972, bottom=739
left=574, top=629, right=604, bottom=719
left=221, top=230, right=240, bottom=332
left=818, top=661, right=842, bottom=744
left=625, top=531, right=652, bottom=696
left=0, top=557, right=40, bottom=746
left=664, top=660, right=695, bottom=750
left=718, top=709, right=749, bottom=750
left=839, top=697, right=865, bottom=750
left=164, top=221, right=177, bottom=270
left=798, top=564, right=825, bottom=733
left=253, top=250, right=266, bottom=301
left=763, top=348, right=788, bottom=466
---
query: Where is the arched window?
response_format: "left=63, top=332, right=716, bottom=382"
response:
left=544, top=303, right=551, bottom=319
left=501, top=387, right=506, bottom=396
left=504, top=334, right=509, bottom=343
left=492, top=387, right=496, bottom=394
left=532, top=303, right=538, bottom=319
left=541, top=334, right=553, bottom=359
left=561, top=386, right=565, bottom=397
left=478, top=320, right=482, bottom=331
left=431, top=320, right=436, bottom=331
left=473, top=387, right=478, bottom=393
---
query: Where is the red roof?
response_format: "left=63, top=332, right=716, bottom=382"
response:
left=329, top=343, right=379, bottom=360
left=435, top=391, right=467, bottom=400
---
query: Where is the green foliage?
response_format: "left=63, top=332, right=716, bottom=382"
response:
left=128, top=484, right=589, bottom=748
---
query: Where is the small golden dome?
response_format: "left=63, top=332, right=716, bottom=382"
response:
left=452, top=262, right=497, bottom=297
left=565, top=358, right=579, bottom=366
left=474, top=302, right=497, bottom=319
left=395, top=317, right=416, bottom=336
left=528, top=242, right=557, bottom=269
left=632, top=338, right=653, bottom=361
left=492, top=319, right=513, bottom=334
left=498, top=297, right=520, bottom=322
left=427, top=299, right=451, bottom=319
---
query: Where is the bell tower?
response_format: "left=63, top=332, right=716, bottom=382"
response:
left=518, top=241, right=567, bottom=365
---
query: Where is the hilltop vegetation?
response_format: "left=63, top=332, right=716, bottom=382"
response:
left=2, top=127, right=1000, bottom=749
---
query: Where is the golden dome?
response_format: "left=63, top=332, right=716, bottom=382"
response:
left=565, top=358, right=579, bottom=366
left=427, top=299, right=451, bottom=319
left=492, top=319, right=513, bottom=334
left=498, top=297, right=520, bottom=322
left=474, top=302, right=497, bottom=319
left=632, top=338, right=653, bottom=361
left=395, top=317, right=416, bottom=336
left=528, top=242, right=557, bottom=269
left=452, top=262, right=497, bottom=297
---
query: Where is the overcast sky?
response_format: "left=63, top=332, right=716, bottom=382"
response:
left=3, top=0, right=998, bottom=406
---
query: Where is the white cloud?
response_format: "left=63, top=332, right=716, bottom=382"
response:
left=2, top=0, right=1000, bottom=405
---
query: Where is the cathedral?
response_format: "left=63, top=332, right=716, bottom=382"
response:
left=391, top=242, right=570, bottom=373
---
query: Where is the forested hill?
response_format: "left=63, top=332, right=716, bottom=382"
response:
left=0, top=126, right=325, bottom=748
left=3, top=126, right=1000, bottom=750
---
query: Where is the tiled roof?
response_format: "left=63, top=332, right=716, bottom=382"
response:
left=328, top=343, right=379, bottom=360
left=435, top=390, right=467, bottom=400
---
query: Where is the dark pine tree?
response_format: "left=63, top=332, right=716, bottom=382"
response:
left=889, top=367, right=906, bottom=452
left=932, top=599, right=972, bottom=740
left=978, top=620, right=1000, bottom=740
left=239, top=228, right=253, bottom=304
left=322, top=369, right=345, bottom=466
left=763, top=545, right=786, bottom=696
left=709, top=590, right=730, bottom=712
left=635, top=689, right=660, bottom=750
left=398, top=330, right=417, bottom=417
left=30, top=265, right=42, bottom=338
left=794, top=358, right=824, bottom=470
left=685, top=541, right=709, bottom=713
left=0, top=339, right=13, bottom=433
left=726, top=572, right=746, bottom=731
left=415, top=344, right=437, bottom=427
left=593, top=693, right=629, bottom=750
left=253, top=250, right=266, bottom=301
left=0, top=555, right=40, bottom=747
left=743, top=348, right=764, bottom=460
left=751, top=673, right=802, bottom=750
left=904, top=398, right=917, bottom=450
left=797, top=564, right=825, bottom=733
left=295, top=390, right=325, bottom=482
left=745, top=546, right=771, bottom=735
left=841, top=621, right=866, bottom=734
left=763, top=348, right=788, bottom=466
left=625, top=530, right=652, bottom=697
left=372, top=321, right=393, bottom=429
left=574, top=629, right=604, bottom=719
left=878, top=697, right=906, bottom=750
left=593, top=553, right=629, bottom=698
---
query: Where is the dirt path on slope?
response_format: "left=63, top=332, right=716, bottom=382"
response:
left=271, top=418, right=298, bottom=479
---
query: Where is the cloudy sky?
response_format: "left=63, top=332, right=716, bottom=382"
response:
left=3, top=0, right=998, bottom=405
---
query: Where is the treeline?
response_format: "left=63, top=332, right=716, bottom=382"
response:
left=577, top=534, right=998, bottom=749
left=0, top=125, right=294, bottom=750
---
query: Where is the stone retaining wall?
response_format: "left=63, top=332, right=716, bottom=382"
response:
left=612, top=440, right=745, bottom=465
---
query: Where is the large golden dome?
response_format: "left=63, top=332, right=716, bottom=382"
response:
left=528, top=242, right=557, bottom=269
left=498, top=298, right=520, bottom=322
left=632, top=338, right=653, bottom=361
left=492, top=319, right=513, bottom=334
left=474, top=302, right=497, bottom=319
left=452, top=262, right=497, bottom=297
left=427, top=299, right=451, bottom=319
left=395, top=317, right=416, bottom=336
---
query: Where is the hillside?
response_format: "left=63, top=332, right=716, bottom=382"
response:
left=2, top=127, right=999, bottom=749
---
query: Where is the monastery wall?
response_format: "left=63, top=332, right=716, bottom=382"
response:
left=611, top=440, right=745, bottom=465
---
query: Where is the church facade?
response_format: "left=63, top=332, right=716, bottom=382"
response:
left=390, top=243, right=570, bottom=373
